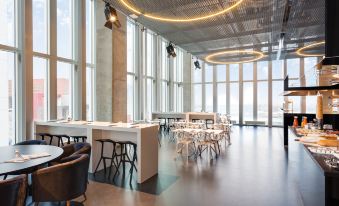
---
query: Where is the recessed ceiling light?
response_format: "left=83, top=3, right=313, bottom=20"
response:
left=119, top=0, right=244, bottom=22
left=205, top=50, right=265, bottom=65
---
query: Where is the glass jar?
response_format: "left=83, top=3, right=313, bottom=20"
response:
left=301, top=116, right=308, bottom=128
left=293, top=116, right=299, bottom=128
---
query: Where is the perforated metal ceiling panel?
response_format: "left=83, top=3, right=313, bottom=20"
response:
left=106, top=0, right=325, bottom=61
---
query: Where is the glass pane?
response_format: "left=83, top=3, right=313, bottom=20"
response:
left=257, top=61, right=268, bottom=80
left=229, top=64, right=239, bottom=81
left=127, top=21, right=135, bottom=73
left=174, top=49, right=183, bottom=82
left=205, top=64, right=213, bottom=82
left=33, top=57, right=47, bottom=121
left=161, top=40, right=169, bottom=80
left=0, top=50, right=15, bottom=146
left=57, top=0, right=73, bottom=59
left=243, top=63, right=253, bottom=81
left=288, top=96, right=301, bottom=113
left=229, top=83, right=239, bottom=123
left=146, top=32, right=154, bottom=77
left=272, top=81, right=283, bottom=125
left=173, top=83, right=183, bottom=112
left=205, top=84, right=213, bottom=112
left=193, top=84, right=202, bottom=112
left=217, top=65, right=226, bottom=82
left=287, top=58, right=300, bottom=79
left=243, top=82, right=253, bottom=121
left=127, top=74, right=134, bottom=122
left=192, top=60, right=202, bottom=83
left=86, top=0, right=93, bottom=64
left=257, top=81, right=268, bottom=124
left=306, top=96, right=317, bottom=114
left=0, top=0, right=15, bottom=47
left=146, top=78, right=154, bottom=119
left=57, top=61, right=72, bottom=119
left=217, top=83, right=226, bottom=114
left=86, top=67, right=93, bottom=121
left=33, top=0, right=48, bottom=53
left=304, top=57, right=318, bottom=86
left=161, top=81, right=168, bottom=112
left=272, top=60, right=284, bottom=79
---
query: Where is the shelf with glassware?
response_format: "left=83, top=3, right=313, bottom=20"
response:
left=283, top=76, right=339, bottom=147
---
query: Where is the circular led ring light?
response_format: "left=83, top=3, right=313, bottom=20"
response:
left=205, top=50, right=265, bottom=64
left=296, top=41, right=325, bottom=57
left=119, top=0, right=244, bottom=22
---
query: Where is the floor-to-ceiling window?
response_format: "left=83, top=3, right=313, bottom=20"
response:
left=33, top=0, right=49, bottom=121
left=205, top=64, right=213, bottom=112
left=192, top=60, right=203, bottom=112
left=229, top=64, right=239, bottom=123
left=145, top=31, right=156, bottom=119
left=86, top=0, right=96, bottom=121
left=243, top=63, right=254, bottom=122
left=257, top=61, right=269, bottom=124
left=127, top=20, right=136, bottom=122
left=56, top=0, right=75, bottom=120
left=0, top=0, right=17, bottom=145
left=217, top=65, right=226, bottom=114
left=160, top=38, right=169, bottom=112
left=272, top=60, right=284, bottom=126
left=286, top=58, right=301, bottom=113
left=173, top=48, right=183, bottom=112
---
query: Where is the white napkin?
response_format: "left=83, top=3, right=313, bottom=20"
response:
left=5, top=152, right=51, bottom=163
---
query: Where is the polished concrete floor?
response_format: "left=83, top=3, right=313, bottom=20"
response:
left=28, top=126, right=324, bottom=206
left=80, top=126, right=324, bottom=206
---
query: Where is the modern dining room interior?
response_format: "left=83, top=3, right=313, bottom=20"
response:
left=1, top=0, right=339, bottom=206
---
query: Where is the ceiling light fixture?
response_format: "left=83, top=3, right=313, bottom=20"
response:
left=104, top=3, right=121, bottom=29
left=119, top=0, right=244, bottom=22
left=205, top=50, right=265, bottom=65
left=296, top=41, right=325, bottom=57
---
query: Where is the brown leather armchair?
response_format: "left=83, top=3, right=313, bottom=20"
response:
left=32, top=154, right=89, bottom=206
left=59, top=142, right=92, bottom=162
left=0, top=174, right=27, bottom=206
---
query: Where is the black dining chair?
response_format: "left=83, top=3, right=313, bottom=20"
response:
left=0, top=174, right=27, bottom=206
left=32, top=154, right=89, bottom=206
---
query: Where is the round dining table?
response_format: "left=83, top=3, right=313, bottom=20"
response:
left=0, top=145, right=63, bottom=176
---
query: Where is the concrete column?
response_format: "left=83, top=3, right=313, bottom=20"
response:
left=95, top=0, right=113, bottom=121
left=23, top=0, right=33, bottom=140
left=112, top=12, right=127, bottom=122
left=182, top=52, right=192, bottom=112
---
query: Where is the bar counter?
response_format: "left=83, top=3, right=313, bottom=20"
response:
left=34, top=121, right=159, bottom=183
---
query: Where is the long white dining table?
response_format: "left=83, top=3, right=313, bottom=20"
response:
left=34, top=121, right=159, bottom=183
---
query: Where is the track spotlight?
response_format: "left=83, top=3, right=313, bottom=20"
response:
left=104, top=3, right=121, bottom=29
left=194, top=59, right=201, bottom=69
left=166, top=42, right=176, bottom=58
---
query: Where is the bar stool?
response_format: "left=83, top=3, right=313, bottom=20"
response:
left=53, top=134, right=71, bottom=147
left=93, top=139, right=119, bottom=176
left=35, top=133, right=54, bottom=145
left=70, top=135, right=87, bottom=143
left=112, top=141, right=137, bottom=184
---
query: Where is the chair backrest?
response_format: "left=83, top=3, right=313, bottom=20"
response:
left=15, top=140, right=47, bottom=145
left=32, top=154, right=89, bottom=203
left=0, top=174, right=27, bottom=206
left=59, top=142, right=92, bottom=162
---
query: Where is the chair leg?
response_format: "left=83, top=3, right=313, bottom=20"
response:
left=66, top=200, right=71, bottom=206
left=83, top=193, right=87, bottom=202
left=3, top=175, right=8, bottom=180
left=34, top=202, right=39, bottom=206
left=94, top=157, right=103, bottom=175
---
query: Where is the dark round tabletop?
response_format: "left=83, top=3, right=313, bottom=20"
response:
left=0, top=145, right=63, bottom=175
